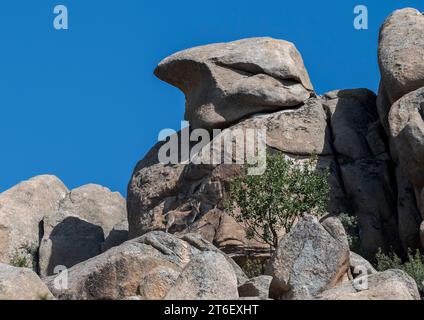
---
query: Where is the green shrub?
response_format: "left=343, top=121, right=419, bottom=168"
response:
left=376, top=249, right=424, bottom=291
left=9, top=242, right=38, bottom=270
left=337, top=213, right=361, bottom=253
left=225, top=153, right=330, bottom=249
left=239, top=257, right=268, bottom=278
left=9, top=252, right=30, bottom=268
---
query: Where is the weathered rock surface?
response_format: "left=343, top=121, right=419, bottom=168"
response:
left=317, top=269, right=420, bottom=300
left=389, top=88, right=424, bottom=192
left=238, top=276, right=272, bottom=299
left=0, top=263, right=54, bottom=300
left=127, top=97, right=336, bottom=258
left=164, top=251, right=239, bottom=300
left=45, top=231, right=241, bottom=300
left=128, top=88, right=399, bottom=260
left=323, top=89, right=401, bottom=259
left=138, top=265, right=180, bottom=300
left=265, top=215, right=350, bottom=300
left=320, top=215, right=349, bottom=248
left=0, top=175, right=68, bottom=265
left=388, top=87, right=424, bottom=250
left=154, top=37, right=313, bottom=129
left=181, top=233, right=248, bottom=285
left=396, top=166, right=422, bottom=251
left=378, top=8, right=424, bottom=104
left=349, top=252, right=377, bottom=279
left=44, top=231, right=197, bottom=300
left=377, top=8, right=424, bottom=252
left=39, top=184, right=128, bottom=276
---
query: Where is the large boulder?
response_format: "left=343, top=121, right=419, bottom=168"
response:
left=0, top=175, right=68, bottom=266
left=44, top=231, right=242, bottom=300
left=39, top=184, right=128, bottom=276
left=180, top=233, right=248, bottom=285
left=0, top=263, right=54, bottom=300
left=388, top=87, right=424, bottom=249
left=265, top=215, right=350, bottom=300
left=44, top=231, right=196, bottom=300
left=138, top=265, right=180, bottom=300
left=389, top=87, right=424, bottom=192
left=154, top=37, right=313, bottom=129
left=127, top=97, right=338, bottom=258
left=128, top=88, right=398, bottom=260
left=378, top=8, right=424, bottom=104
left=323, top=89, right=401, bottom=259
left=164, top=251, right=239, bottom=300
left=317, top=269, right=420, bottom=300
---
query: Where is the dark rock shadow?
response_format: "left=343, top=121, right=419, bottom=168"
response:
left=45, top=217, right=104, bottom=276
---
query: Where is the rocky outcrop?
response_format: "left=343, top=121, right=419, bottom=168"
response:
left=0, top=263, right=54, bottom=300
left=5, top=7, right=424, bottom=301
left=39, top=184, right=128, bottom=276
left=264, top=215, right=350, bottom=300
left=378, top=8, right=424, bottom=104
left=317, top=269, right=420, bottom=300
left=164, top=251, right=239, bottom=300
left=154, top=37, right=313, bottom=130
left=377, top=8, right=424, bottom=251
left=0, top=175, right=128, bottom=277
left=0, top=175, right=68, bottom=266
left=322, top=89, right=400, bottom=258
left=44, top=231, right=245, bottom=300
left=128, top=86, right=397, bottom=260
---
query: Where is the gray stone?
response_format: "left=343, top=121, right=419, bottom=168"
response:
left=323, top=89, right=400, bottom=259
left=0, top=175, right=68, bottom=266
left=0, top=263, right=54, bottom=300
left=39, top=184, right=128, bottom=276
left=389, top=87, right=424, bottom=193
left=138, top=265, right=180, bottom=300
left=321, top=215, right=349, bottom=248
left=181, top=233, right=249, bottom=285
left=317, top=269, right=420, bottom=300
left=154, top=37, right=313, bottom=129
left=265, top=215, right=350, bottom=300
left=349, top=252, right=377, bottom=277
left=378, top=8, right=424, bottom=104
left=164, top=251, right=239, bottom=300
left=127, top=97, right=338, bottom=259
left=396, top=166, right=422, bottom=252
left=238, top=276, right=272, bottom=298
left=44, top=231, right=199, bottom=300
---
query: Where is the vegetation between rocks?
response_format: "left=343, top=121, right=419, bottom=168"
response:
left=225, top=153, right=330, bottom=249
left=376, top=249, right=424, bottom=292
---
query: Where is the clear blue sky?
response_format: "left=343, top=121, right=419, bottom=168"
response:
left=0, top=0, right=422, bottom=195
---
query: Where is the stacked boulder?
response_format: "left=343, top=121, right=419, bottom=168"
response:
left=44, top=231, right=245, bottom=300
left=2, top=7, right=424, bottom=301
left=128, top=37, right=399, bottom=261
left=0, top=175, right=128, bottom=299
left=378, top=8, right=424, bottom=251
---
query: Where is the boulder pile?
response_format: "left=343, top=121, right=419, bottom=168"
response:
left=1, top=7, right=424, bottom=300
